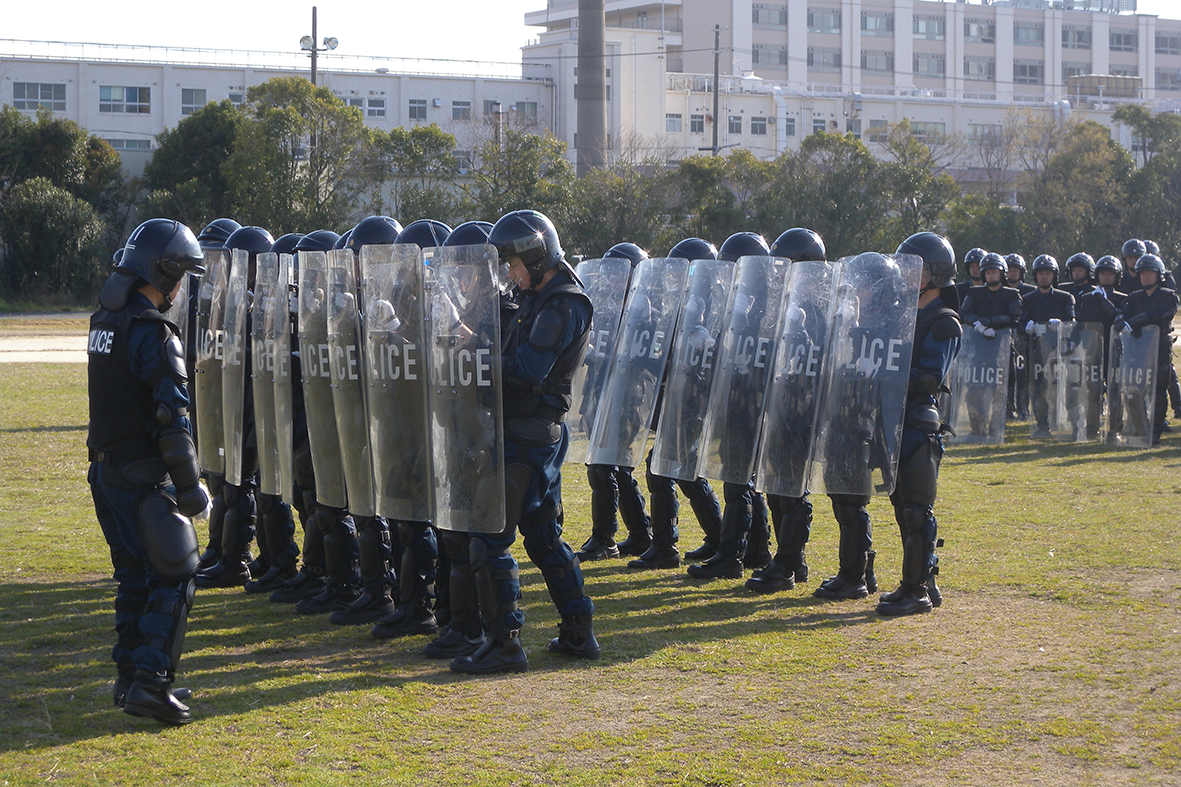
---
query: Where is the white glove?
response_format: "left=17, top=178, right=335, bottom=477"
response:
left=688, top=324, right=713, bottom=350
left=855, top=356, right=877, bottom=376
left=1025, top=320, right=1036, bottom=334
left=786, top=304, right=804, bottom=326
left=1097, top=287, right=1109, bottom=300
left=1048, top=318, right=1062, bottom=327
left=837, top=300, right=856, bottom=322
left=289, top=292, right=299, bottom=315
left=974, top=321, right=988, bottom=335
left=983, top=327, right=997, bottom=338
left=333, top=292, right=351, bottom=313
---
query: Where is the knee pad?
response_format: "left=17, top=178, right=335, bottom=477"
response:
left=136, top=492, right=199, bottom=581
left=893, top=437, right=942, bottom=507
left=586, top=464, right=616, bottom=490
left=504, top=462, right=533, bottom=532
left=440, top=530, right=470, bottom=564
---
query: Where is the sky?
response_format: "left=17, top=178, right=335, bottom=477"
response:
left=2, top=0, right=1179, bottom=73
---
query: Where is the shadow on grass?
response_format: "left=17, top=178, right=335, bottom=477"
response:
left=0, top=424, right=87, bottom=434
left=0, top=564, right=874, bottom=749
left=949, top=433, right=1180, bottom=465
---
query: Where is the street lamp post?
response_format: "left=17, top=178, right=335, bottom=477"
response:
left=299, top=6, right=338, bottom=86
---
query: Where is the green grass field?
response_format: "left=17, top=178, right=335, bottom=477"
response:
left=1, top=360, right=1178, bottom=786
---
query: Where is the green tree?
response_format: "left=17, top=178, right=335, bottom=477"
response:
left=566, top=156, right=674, bottom=257
left=1, top=177, right=105, bottom=296
left=223, top=77, right=379, bottom=233
left=375, top=124, right=467, bottom=224
left=142, top=100, right=243, bottom=230
left=943, top=194, right=1027, bottom=262
left=662, top=155, right=744, bottom=245
left=463, top=129, right=574, bottom=224
left=875, top=119, right=961, bottom=244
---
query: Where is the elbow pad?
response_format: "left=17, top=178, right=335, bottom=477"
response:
left=157, top=427, right=201, bottom=493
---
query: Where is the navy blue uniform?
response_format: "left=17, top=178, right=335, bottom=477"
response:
left=1120, top=286, right=1179, bottom=442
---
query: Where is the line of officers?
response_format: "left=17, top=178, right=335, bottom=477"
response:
left=951, top=240, right=1178, bottom=444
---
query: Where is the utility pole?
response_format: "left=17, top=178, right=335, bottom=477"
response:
left=576, top=0, right=607, bottom=175
left=699, top=25, right=733, bottom=156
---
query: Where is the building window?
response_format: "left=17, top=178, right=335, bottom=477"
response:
left=807, top=8, right=840, bottom=35
left=1156, top=69, right=1181, bottom=91
left=637, top=11, right=647, bottom=28
left=753, top=4, right=787, bottom=28
left=13, top=82, right=66, bottom=112
left=367, top=98, right=386, bottom=119
left=914, top=53, right=945, bottom=77
left=845, top=118, right=861, bottom=139
left=666, top=113, right=683, bottom=133
left=1156, top=33, right=1181, bottom=55
left=180, top=88, right=206, bottom=116
left=691, top=114, right=705, bottom=134
left=911, top=121, right=946, bottom=140
left=964, top=57, right=997, bottom=82
left=228, top=92, right=244, bottom=108
left=807, top=47, right=841, bottom=73
left=913, top=16, right=944, bottom=41
left=964, top=19, right=995, bottom=44
left=99, top=86, right=150, bottom=114
left=455, top=149, right=474, bottom=172
left=1062, top=25, right=1092, bottom=50
left=867, top=119, right=888, bottom=143
left=452, top=101, right=471, bottom=121
left=729, top=115, right=742, bottom=135
left=1014, top=22, right=1044, bottom=47
left=515, top=101, right=538, bottom=118
left=784, top=118, right=795, bottom=137
left=1110, top=65, right=1138, bottom=77
left=1014, top=60, right=1045, bottom=85
left=812, top=118, right=827, bottom=135
left=408, top=99, right=427, bottom=120
left=751, top=116, right=767, bottom=136
left=1063, top=62, right=1091, bottom=82
left=861, top=50, right=894, bottom=74
left=1110, top=30, right=1137, bottom=53
left=753, top=44, right=788, bottom=67
left=968, top=123, right=1003, bottom=140
left=347, top=97, right=365, bottom=110
left=104, top=139, right=152, bottom=150
left=861, top=12, right=893, bottom=37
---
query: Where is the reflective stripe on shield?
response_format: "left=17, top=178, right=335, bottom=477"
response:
left=327, top=248, right=375, bottom=517
left=253, top=252, right=282, bottom=496
left=755, top=260, right=837, bottom=498
left=650, top=259, right=736, bottom=481
left=221, top=249, right=249, bottom=486
left=362, top=243, right=433, bottom=521
left=426, top=244, right=505, bottom=533
left=585, top=257, right=689, bottom=470
left=298, top=250, right=347, bottom=509
left=194, top=249, right=227, bottom=475
left=272, top=253, right=297, bottom=505
left=1104, top=324, right=1159, bottom=448
left=946, top=328, right=1011, bottom=445
left=809, top=252, right=921, bottom=497
left=697, top=255, right=789, bottom=484
left=568, top=257, right=633, bottom=463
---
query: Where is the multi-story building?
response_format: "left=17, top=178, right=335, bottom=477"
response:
left=522, top=0, right=1181, bottom=168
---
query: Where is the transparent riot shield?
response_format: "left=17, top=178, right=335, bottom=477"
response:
left=585, top=257, right=689, bottom=470
left=162, top=274, right=189, bottom=346
left=221, top=249, right=249, bottom=486
left=696, top=256, right=790, bottom=484
left=947, top=328, right=1011, bottom=445
left=362, top=243, right=433, bottom=521
left=1105, top=325, right=1159, bottom=448
left=253, top=252, right=281, bottom=496
left=650, top=259, right=737, bottom=481
left=1027, top=322, right=1069, bottom=439
left=426, top=244, right=505, bottom=533
left=298, top=250, right=347, bottom=509
left=194, top=249, right=227, bottom=474
left=1061, top=322, right=1105, bottom=442
left=755, top=260, right=837, bottom=498
left=810, top=253, right=922, bottom=497
left=272, top=254, right=297, bottom=505
left=567, top=257, right=633, bottom=463
left=327, top=248, right=375, bottom=517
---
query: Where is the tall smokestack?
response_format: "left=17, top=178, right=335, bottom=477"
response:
left=577, top=0, right=607, bottom=175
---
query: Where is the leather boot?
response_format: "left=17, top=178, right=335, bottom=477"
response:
left=450, top=630, right=528, bottom=674
left=296, top=583, right=361, bottom=614
left=194, top=556, right=251, bottom=589
left=123, top=670, right=192, bottom=726
left=330, top=585, right=396, bottom=625
left=616, top=531, right=652, bottom=557
left=576, top=535, right=619, bottom=561
left=198, top=475, right=226, bottom=570
left=549, top=614, right=601, bottom=659
left=743, top=493, right=772, bottom=568
left=269, top=566, right=328, bottom=603
left=370, top=598, right=438, bottom=639
left=627, top=542, right=680, bottom=570
left=815, top=501, right=871, bottom=600
left=744, top=560, right=794, bottom=593
left=425, top=532, right=484, bottom=658
left=113, top=665, right=191, bottom=707
left=687, top=550, right=743, bottom=579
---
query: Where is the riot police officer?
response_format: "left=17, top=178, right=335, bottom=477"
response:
left=1119, top=254, right=1179, bottom=445
left=450, top=210, right=599, bottom=674
left=954, top=247, right=986, bottom=310
left=1021, top=255, right=1076, bottom=438
left=874, top=232, right=961, bottom=616
left=1061, top=253, right=1096, bottom=300
left=1005, top=254, right=1035, bottom=420
left=960, top=253, right=1022, bottom=438
left=89, top=219, right=210, bottom=725
left=578, top=241, right=654, bottom=562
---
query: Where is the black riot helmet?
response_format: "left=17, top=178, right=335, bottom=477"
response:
left=1144, top=239, right=1160, bottom=256
left=101, top=219, right=204, bottom=311
left=270, top=233, right=305, bottom=256
left=488, top=210, right=565, bottom=279
left=197, top=218, right=241, bottom=250
left=897, top=232, right=956, bottom=288
left=717, top=232, right=770, bottom=262
left=770, top=228, right=825, bottom=262
left=604, top=242, right=649, bottom=267
left=396, top=219, right=453, bottom=249
left=294, top=230, right=341, bottom=253
left=667, top=237, right=718, bottom=261
left=333, top=229, right=353, bottom=250
left=1122, top=238, right=1146, bottom=260
left=1065, top=252, right=1095, bottom=278
left=1095, top=255, right=1122, bottom=278
left=1031, top=254, right=1059, bottom=286
left=1135, top=253, right=1166, bottom=276
left=224, top=226, right=276, bottom=259
left=1005, top=253, right=1027, bottom=278
left=443, top=220, right=494, bottom=247
left=979, top=252, right=1007, bottom=278
left=964, top=247, right=987, bottom=268
left=346, top=216, right=403, bottom=252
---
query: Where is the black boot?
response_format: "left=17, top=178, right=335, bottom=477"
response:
left=687, top=551, right=743, bottom=579
left=628, top=542, right=681, bottom=570
left=683, top=477, right=721, bottom=561
left=450, top=630, right=528, bottom=674
left=876, top=505, right=935, bottom=617
left=123, top=670, right=192, bottom=726
left=113, top=665, right=192, bottom=706
left=370, top=598, right=437, bottom=639
left=198, top=475, right=226, bottom=570
left=616, top=531, right=652, bottom=557
left=269, top=565, right=328, bottom=603
left=576, top=535, right=619, bottom=561
left=451, top=537, right=527, bottom=674
left=744, top=560, right=794, bottom=593
left=333, top=516, right=396, bottom=624
left=195, top=497, right=253, bottom=588
left=743, top=493, right=772, bottom=569
left=425, top=531, right=484, bottom=658
left=246, top=494, right=299, bottom=593
left=549, top=614, right=601, bottom=659
left=331, top=585, right=396, bottom=625
left=814, top=499, right=871, bottom=600
left=616, top=467, right=652, bottom=556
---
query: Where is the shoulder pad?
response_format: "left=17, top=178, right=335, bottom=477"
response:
left=159, top=328, right=188, bottom=385
left=930, top=312, right=963, bottom=341
left=528, top=299, right=571, bottom=351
